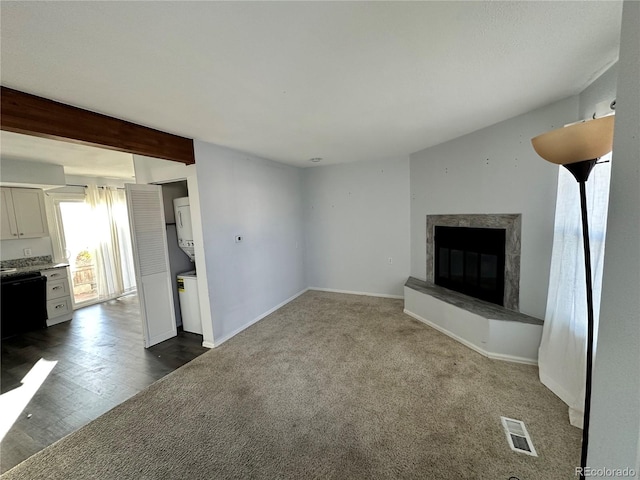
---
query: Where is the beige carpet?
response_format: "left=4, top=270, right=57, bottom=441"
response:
left=2, top=291, right=580, bottom=479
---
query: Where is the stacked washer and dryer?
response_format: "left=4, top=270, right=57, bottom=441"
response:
left=174, top=197, right=202, bottom=335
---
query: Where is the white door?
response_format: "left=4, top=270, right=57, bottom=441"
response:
left=125, top=183, right=177, bottom=347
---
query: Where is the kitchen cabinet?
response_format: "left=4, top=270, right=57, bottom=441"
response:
left=0, top=187, right=49, bottom=240
left=42, top=267, right=73, bottom=326
left=1, top=188, right=18, bottom=240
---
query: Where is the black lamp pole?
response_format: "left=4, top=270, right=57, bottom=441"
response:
left=563, top=158, right=598, bottom=480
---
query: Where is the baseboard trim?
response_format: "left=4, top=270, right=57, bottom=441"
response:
left=201, top=341, right=215, bottom=349
left=309, top=287, right=404, bottom=300
left=213, top=288, right=309, bottom=347
left=403, top=308, right=537, bottom=366
left=539, top=370, right=575, bottom=407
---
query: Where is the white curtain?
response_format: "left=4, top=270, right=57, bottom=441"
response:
left=85, top=185, right=136, bottom=299
left=538, top=154, right=611, bottom=428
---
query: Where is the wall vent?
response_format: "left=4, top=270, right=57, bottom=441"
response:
left=501, top=416, right=537, bottom=457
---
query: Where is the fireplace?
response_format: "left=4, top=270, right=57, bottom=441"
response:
left=426, top=214, right=521, bottom=311
left=434, top=226, right=506, bottom=306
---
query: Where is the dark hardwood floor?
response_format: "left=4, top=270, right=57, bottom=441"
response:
left=0, top=294, right=209, bottom=473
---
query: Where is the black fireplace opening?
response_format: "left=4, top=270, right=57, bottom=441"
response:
left=434, top=226, right=506, bottom=306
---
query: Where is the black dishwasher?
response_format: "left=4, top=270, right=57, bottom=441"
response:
left=1, top=272, right=48, bottom=339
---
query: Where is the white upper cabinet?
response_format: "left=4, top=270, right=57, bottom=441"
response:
left=0, top=187, right=49, bottom=239
left=1, top=188, right=19, bottom=239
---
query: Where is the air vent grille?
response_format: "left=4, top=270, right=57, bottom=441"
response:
left=501, top=416, right=537, bottom=457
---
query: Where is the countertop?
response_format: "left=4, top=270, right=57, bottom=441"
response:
left=0, top=263, right=69, bottom=279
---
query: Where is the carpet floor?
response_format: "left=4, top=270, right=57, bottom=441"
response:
left=1, top=291, right=580, bottom=479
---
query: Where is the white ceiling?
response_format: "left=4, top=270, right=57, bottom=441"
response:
left=0, top=1, right=622, bottom=168
left=0, top=131, right=135, bottom=179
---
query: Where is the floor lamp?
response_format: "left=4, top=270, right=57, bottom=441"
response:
left=531, top=115, right=615, bottom=480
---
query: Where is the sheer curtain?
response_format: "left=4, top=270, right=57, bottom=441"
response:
left=85, top=185, right=136, bottom=299
left=538, top=154, right=611, bottom=428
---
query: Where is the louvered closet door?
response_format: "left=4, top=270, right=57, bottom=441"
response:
left=125, top=184, right=177, bottom=347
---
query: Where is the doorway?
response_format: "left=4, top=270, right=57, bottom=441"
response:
left=58, top=199, right=99, bottom=304
left=50, top=188, right=137, bottom=308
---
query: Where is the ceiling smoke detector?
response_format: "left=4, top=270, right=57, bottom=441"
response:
left=309, top=157, right=322, bottom=163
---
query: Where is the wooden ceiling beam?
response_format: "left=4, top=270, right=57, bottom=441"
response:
left=1, top=87, right=195, bottom=165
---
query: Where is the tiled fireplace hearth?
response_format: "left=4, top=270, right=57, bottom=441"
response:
left=404, top=213, right=543, bottom=365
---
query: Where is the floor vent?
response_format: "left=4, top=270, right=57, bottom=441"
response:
left=501, top=416, right=537, bottom=457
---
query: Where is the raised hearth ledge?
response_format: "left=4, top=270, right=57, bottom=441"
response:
left=406, top=277, right=542, bottom=325
left=404, top=277, right=543, bottom=365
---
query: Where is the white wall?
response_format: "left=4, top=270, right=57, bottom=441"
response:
left=0, top=158, right=65, bottom=188
left=588, top=0, right=640, bottom=472
left=0, top=236, right=52, bottom=261
left=578, top=62, right=618, bottom=120
left=193, top=141, right=306, bottom=344
left=409, top=96, right=579, bottom=319
left=303, top=157, right=410, bottom=297
left=64, top=175, right=129, bottom=189
left=133, top=155, right=194, bottom=185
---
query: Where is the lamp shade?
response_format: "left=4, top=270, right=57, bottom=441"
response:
left=531, top=115, right=615, bottom=165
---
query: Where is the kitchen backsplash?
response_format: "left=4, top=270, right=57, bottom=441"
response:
left=0, top=236, right=54, bottom=262
left=0, top=255, right=53, bottom=269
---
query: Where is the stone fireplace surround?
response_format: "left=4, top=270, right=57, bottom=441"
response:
left=426, top=213, right=522, bottom=311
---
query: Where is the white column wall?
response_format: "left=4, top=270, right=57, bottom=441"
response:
left=193, top=142, right=306, bottom=344
left=588, top=0, right=640, bottom=473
